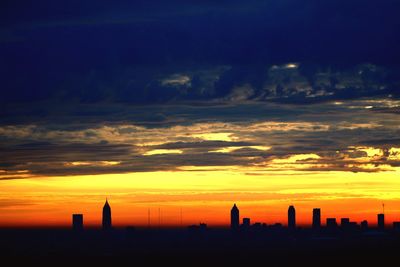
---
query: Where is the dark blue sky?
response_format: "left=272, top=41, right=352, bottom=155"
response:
left=1, top=0, right=400, bottom=105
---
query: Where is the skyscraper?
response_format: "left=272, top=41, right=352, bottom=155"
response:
left=288, top=205, right=296, bottom=230
left=312, top=208, right=321, bottom=229
left=102, top=198, right=112, bottom=230
left=72, top=214, right=83, bottom=231
left=231, top=204, right=239, bottom=229
left=377, top=213, right=385, bottom=230
left=242, top=218, right=251, bottom=228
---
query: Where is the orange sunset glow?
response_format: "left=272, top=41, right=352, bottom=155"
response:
left=2, top=165, right=400, bottom=227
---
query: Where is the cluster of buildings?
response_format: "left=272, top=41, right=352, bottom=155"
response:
left=72, top=199, right=111, bottom=231
left=72, top=200, right=400, bottom=232
left=230, top=204, right=400, bottom=232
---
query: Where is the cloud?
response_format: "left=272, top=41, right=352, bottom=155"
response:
left=0, top=199, right=35, bottom=208
left=1, top=1, right=400, bottom=178
left=153, top=141, right=257, bottom=150
left=161, top=74, right=191, bottom=87
left=0, top=104, right=399, bottom=178
left=359, top=138, right=400, bottom=147
left=1, top=0, right=400, bottom=108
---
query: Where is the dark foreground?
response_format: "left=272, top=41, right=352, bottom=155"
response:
left=1, top=227, right=399, bottom=267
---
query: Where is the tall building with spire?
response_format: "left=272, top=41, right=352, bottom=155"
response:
left=288, top=205, right=296, bottom=230
left=102, top=198, right=112, bottom=230
left=230, top=204, right=239, bottom=229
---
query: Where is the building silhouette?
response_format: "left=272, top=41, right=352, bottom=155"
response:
left=242, top=218, right=250, bottom=228
left=377, top=213, right=384, bottom=230
left=361, top=220, right=368, bottom=230
left=288, top=205, right=296, bottom=230
left=326, top=218, right=337, bottom=229
left=393, top=222, right=400, bottom=231
left=102, top=198, right=112, bottom=230
left=341, top=218, right=350, bottom=228
left=348, top=222, right=358, bottom=230
left=231, top=204, right=239, bottom=229
left=252, top=222, right=262, bottom=229
left=72, top=214, right=83, bottom=231
left=312, top=208, right=321, bottom=229
left=188, top=223, right=208, bottom=231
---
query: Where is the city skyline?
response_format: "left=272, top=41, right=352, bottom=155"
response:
left=61, top=200, right=400, bottom=229
left=2, top=191, right=400, bottom=228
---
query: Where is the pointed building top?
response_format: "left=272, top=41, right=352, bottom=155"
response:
left=103, top=198, right=110, bottom=208
left=102, top=198, right=112, bottom=229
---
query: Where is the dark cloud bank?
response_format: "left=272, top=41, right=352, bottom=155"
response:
left=1, top=0, right=400, bottom=108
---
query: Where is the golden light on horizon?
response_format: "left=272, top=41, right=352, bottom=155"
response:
left=65, top=161, right=121, bottom=166
left=144, top=149, right=184, bottom=156
left=1, top=166, right=400, bottom=228
left=192, top=132, right=236, bottom=141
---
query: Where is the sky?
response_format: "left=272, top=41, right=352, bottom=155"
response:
left=1, top=0, right=400, bottom=228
